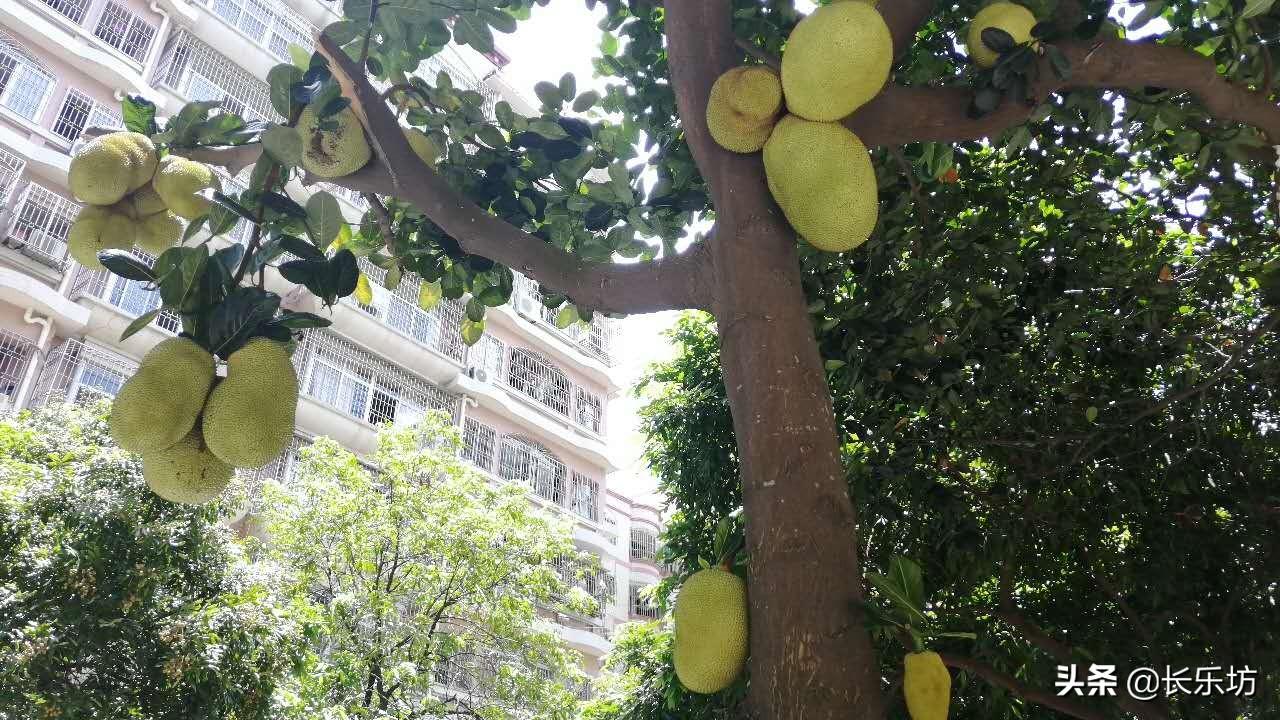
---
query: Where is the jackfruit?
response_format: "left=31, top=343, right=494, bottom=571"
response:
left=201, top=339, right=299, bottom=468
left=142, top=429, right=235, bottom=505
left=67, top=206, right=134, bottom=269
left=110, top=337, right=216, bottom=455
left=127, top=185, right=169, bottom=218
left=299, top=104, right=372, bottom=178
left=136, top=211, right=184, bottom=253
left=673, top=567, right=748, bottom=694
left=967, top=2, right=1038, bottom=68
left=405, top=127, right=440, bottom=166
left=706, top=66, right=783, bottom=153
left=104, top=132, right=159, bottom=192
left=153, top=155, right=220, bottom=220
left=780, top=2, right=893, bottom=122
left=763, top=115, right=878, bottom=252
left=68, top=137, right=134, bottom=205
left=904, top=651, right=951, bottom=720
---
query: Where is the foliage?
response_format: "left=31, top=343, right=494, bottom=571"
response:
left=0, top=404, right=312, bottom=719
left=257, top=413, right=587, bottom=719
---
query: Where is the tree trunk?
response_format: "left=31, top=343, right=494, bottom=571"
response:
left=709, top=195, right=886, bottom=720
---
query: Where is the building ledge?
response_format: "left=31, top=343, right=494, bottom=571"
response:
left=0, top=265, right=88, bottom=330
left=555, top=622, right=612, bottom=658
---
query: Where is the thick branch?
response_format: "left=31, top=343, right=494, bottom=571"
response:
left=938, top=653, right=1108, bottom=720
left=848, top=38, right=1280, bottom=148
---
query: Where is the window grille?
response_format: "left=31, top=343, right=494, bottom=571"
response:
left=0, top=45, right=55, bottom=122
left=0, top=328, right=36, bottom=402
left=506, top=348, right=571, bottom=417
left=554, top=554, right=613, bottom=618
left=4, top=183, right=78, bottom=269
left=93, top=2, right=157, bottom=64
left=351, top=257, right=468, bottom=363
left=512, top=272, right=616, bottom=365
left=37, top=0, right=92, bottom=24
left=461, top=417, right=496, bottom=471
left=52, top=88, right=123, bottom=143
left=0, top=146, right=25, bottom=206
left=630, top=583, right=659, bottom=619
left=294, top=330, right=457, bottom=426
left=205, top=0, right=315, bottom=62
left=30, top=338, right=137, bottom=407
left=152, top=30, right=276, bottom=121
left=71, top=254, right=181, bottom=335
left=570, top=471, right=599, bottom=522
left=237, top=434, right=308, bottom=511
left=467, top=334, right=505, bottom=379
left=574, top=388, right=603, bottom=434
left=630, top=526, right=658, bottom=562
left=498, top=434, right=565, bottom=506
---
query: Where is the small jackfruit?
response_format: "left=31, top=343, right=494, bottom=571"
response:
left=103, top=132, right=159, bottom=192
left=405, top=127, right=440, bottom=166
left=966, top=2, right=1038, bottom=68
left=299, top=104, right=372, bottom=178
left=67, top=206, right=134, bottom=269
left=763, top=115, right=879, bottom=252
left=780, top=2, right=893, bottom=122
left=673, top=567, right=748, bottom=694
left=904, top=651, right=951, bottom=720
left=142, top=429, right=235, bottom=505
left=136, top=211, right=184, bottom=253
left=127, top=185, right=169, bottom=218
left=153, top=155, right=220, bottom=220
left=68, top=137, right=134, bottom=205
left=202, top=339, right=299, bottom=469
left=110, top=338, right=216, bottom=455
left=706, top=66, right=783, bottom=153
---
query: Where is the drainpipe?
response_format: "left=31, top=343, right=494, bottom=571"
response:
left=13, top=309, right=55, bottom=411
left=142, top=2, right=173, bottom=82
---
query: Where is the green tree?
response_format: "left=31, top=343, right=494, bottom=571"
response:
left=258, top=413, right=586, bottom=719
left=94, top=0, right=1280, bottom=716
left=0, top=404, right=312, bottom=719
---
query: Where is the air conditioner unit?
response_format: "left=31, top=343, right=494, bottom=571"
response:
left=515, top=295, right=540, bottom=319
left=466, top=366, right=491, bottom=384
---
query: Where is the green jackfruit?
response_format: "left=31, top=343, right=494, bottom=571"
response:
left=127, top=185, right=169, bottom=218
left=706, top=66, right=783, bottom=154
left=135, top=211, right=184, bottom=254
left=202, top=339, right=299, bottom=468
left=153, top=155, right=219, bottom=220
left=967, top=2, right=1038, bottom=68
left=67, top=206, right=134, bottom=269
left=104, top=132, right=159, bottom=192
left=110, top=338, right=216, bottom=454
left=780, top=2, right=893, bottom=122
left=904, top=651, right=951, bottom=720
left=405, top=127, right=440, bottom=166
left=673, top=567, right=748, bottom=694
left=143, top=429, right=234, bottom=505
left=299, top=104, right=372, bottom=178
left=68, top=138, right=133, bottom=205
left=763, top=115, right=879, bottom=252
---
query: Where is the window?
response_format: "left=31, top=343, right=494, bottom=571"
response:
left=0, top=49, right=55, bottom=121
left=570, top=472, right=599, bottom=522
left=575, top=388, right=603, bottom=434
left=38, top=0, right=92, bottom=24
left=0, top=147, right=25, bottom=206
left=469, top=335, right=505, bottom=379
left=75, top=361, right=127, bottom=399
left=153, top=30, right=275, bottom=121
left=498, top=435, right=566, bottom=506
left=630, top=583, right=659, bottom=619
left=0, top=329, right=35, bottom=400
left=107, top=274, right=162, bottom=317
left=461, top=417, right=497, bottom=471
left=93, top=3, right=157, bottom=64
left=52, top=89, right=122, bottom=143
left=208, top=0, right=313, bottom=62
left=6, top=183, right=79, bottom=268
left=506, top=348, right=571, bottom=416
left=630, top=526, right=658, bottom=562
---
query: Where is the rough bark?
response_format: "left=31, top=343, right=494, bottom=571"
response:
left=666, top=3, right=885, bottom=719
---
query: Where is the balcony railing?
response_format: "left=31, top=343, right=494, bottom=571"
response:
left=71, top=257, right=182, bottom=334
left=347, top=256, right=468, bottom=364
left=630, top=526, right=658, bottom=563
left=0, top=327, right=37, bottom=405
left=153, top=29, right=277, bottom=121
left=462, top=418, right=602, bottom=523
left=629, top=583, right=659, bottom=620
left=465, top=334, right=606, bottom=436
left=0, top=146, right=26, bottom=207
left=33, top=0, right=157, bottom=67
left=2, top=182, right=78, bottom=270
left=30, top=337, right=137, bottom=407
left=512, top=273, right=615, bottom=367
left=201, top=0, right=316, bottom=63
left=554, top=553, right=614, bottom=620
left=37, top=0, right=93, bottom=25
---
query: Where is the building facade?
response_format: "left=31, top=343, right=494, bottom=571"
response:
left=0, top=0, right=664, bottom=690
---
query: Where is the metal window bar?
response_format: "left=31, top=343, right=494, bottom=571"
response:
left=30, top=338, right=138, bottom=407
left=554, top=554, right=613, bottom=619
left=0, top=146, right=25, bottom=207
left=350, top=257, right=467, bottom=362
left=498, top=434, right=566, bottom=506
left=152, top=29, right=277, bottom=121
left=319, top=182, right=369, bottom=211
left=630, top=526, right=658, bottom=562
left=293, top=329, right=458, bottom=426
left=574, top=387, right=602, bottom=435
left=630, top=583, right=659, bottom=619
left=93, top=2, right=157, bottom=64
left=236, top=434, right=308, bottom=512
left=505, top=347, right=571, bottom=417
left=466, top=334, right=504, bottom=380
left=37, top=0, right=92, bottom=24
left=52, top=88, right=123, bottom=143
left=71, top=254, right=181, bottom=334
left=513, top=272, right=616, bottom=366
left=461, top=416, right=496, bottom=472
left=0, top=47, right=55, bottom=122
left=204, top=0, right=316, bottom=63
left=4, top=183, right=79, bottom=269
left=0, top=328, right=36, bottom=403
left=569, top=471, right=599, bottom=523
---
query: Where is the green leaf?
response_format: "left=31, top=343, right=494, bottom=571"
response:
left=1086, top=406, right=1099, bottom=423
left=825, top=359, right=847, bottom=371
left=555, top=304, right=580, bottom=329
left=268, top=64, right=304, bottom=118
left=262, top=125, right=303, bottom=166
left=418, top=280, right=442, bottom=311
left=461, top=318, right=485, bottom=346
left=119, top=309, right=160, bottom=342
left=572, top=91, right=600, bottom=113
left=889, top=555, right=925, bottom=613
left=1242, top=0, right=1275, bottom=18
left=600, top=32, right=618, bottom=57
left=208, top=287, right=281, bottom=357
left=454, top=13, right=495, bottom=53
left=465, top=298, right=486, bottom=323
left=534, top=81, right=564, bottom=109
left=867, top=573, right=929, bottom=627
left=559, top=73, right=577, bottom=101
left=528, top=119, right=569, bottom=140
left=306, top=191, right=344, bottom=246
left=121, top=95, right=157, bottom=135
left=99, top=251, right=155, bottom=283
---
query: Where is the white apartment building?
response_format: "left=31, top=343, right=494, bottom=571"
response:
left=0, top=0, right=665, bottom=692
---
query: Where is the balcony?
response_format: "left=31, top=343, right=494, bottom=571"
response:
left=1, top=181, right=78, bottom=272
left=345, top=256, right=467, bottom=365
left=29, top=336, right=137, bottom=407
left=0, top=146, right=26, bottom=206
left=197, top=0, right=316, bottom=66
left=51, top=87, right=122, bottom=144
left=151, top=28, right=277, bottom=120
left=629, top=582, right=659, bottom=620
left=511, top=273, right=616, bottom=368
left=467, top=333, right=606, bottom=438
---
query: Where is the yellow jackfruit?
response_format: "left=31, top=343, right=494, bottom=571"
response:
left=136, top=211, right=184, bottom=254
left=780, top=2, right=893, bottom=122
left=763, top=115, right=878, bottom=252
left=67, top=207, right=135, bottom=269
left=673, top=567, right=748, bottom=694
left=127, top=185, right=169, bottom=218
left=904, top=651, right=951, bottom=720
left=967, top=2, right=1038, bottom=68
left=202, top=339, right=299, bottom=469
left=706, top=66, right=783, bottom=153
left=68, top=138, right=134, bottom=205
left=153, top=155, right=220, bottom=220
left=142, top=429, right=235, bottom=505
left=405, top=127, right=440, bottom=166
left=110, top=337, right=216, bottom=455
left=299, top=104, right=372, bottom=178
left=102, top=132, right=159, bottom=192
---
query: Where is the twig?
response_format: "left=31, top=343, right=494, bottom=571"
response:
left=734, top=37, right=781, bottom=71
left=365, top=193, right=395, bottom=250
left=358, top=1, right=378, bottom=69
left=938, top=653, right=1108, bottom=720
left=889, top=146, right=932, bottom=236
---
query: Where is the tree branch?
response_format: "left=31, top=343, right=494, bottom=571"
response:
left=938, top=653, right=1109, bottom=720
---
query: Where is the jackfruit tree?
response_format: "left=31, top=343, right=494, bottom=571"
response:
left=84, top=0, right=1280, bottom=717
